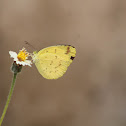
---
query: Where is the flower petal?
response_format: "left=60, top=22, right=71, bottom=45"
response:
left=9, top=51, right=17, bottom=58
left=16, top=60, right=32, bottom=67
left=25, top=60, right=32, bottom=65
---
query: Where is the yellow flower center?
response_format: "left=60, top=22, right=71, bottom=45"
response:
left=17, top=48, right=28, bottom=61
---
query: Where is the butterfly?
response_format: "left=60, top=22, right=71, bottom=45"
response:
left=32, top=45, right=76, bottom=79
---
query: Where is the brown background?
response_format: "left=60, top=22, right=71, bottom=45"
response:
left=1, top=0, right=126, bottom=126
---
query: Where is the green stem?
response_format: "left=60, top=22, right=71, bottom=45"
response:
left=0, top=73, right=17, bottom=126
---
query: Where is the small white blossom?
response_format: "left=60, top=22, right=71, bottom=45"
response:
left=9, top=48, right=32, bottom=67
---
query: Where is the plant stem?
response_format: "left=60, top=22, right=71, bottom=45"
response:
left=0, top=73, right=17, bottom=126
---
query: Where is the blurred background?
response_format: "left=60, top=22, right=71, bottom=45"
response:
left=1, top=0, right=126, bottom=126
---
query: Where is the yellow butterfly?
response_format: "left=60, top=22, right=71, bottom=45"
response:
left=32, top=45, right=76, bottom=79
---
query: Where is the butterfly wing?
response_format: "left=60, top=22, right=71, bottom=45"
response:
left=33, top=45, right=76, bottom=79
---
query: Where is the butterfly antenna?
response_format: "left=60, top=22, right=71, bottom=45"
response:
left=24, top=41, right=36, bottom=50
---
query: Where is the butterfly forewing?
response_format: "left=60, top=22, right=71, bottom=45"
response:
left=33, top=45, right=76, bottom=79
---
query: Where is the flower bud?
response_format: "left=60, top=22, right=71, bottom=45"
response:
left=11, top=61, right=22, bottom=73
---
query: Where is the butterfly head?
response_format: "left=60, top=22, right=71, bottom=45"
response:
left=30, top=51, right=38, bottom=63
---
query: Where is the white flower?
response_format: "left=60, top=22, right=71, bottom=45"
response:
left=9, top=48, right=32, bottom=67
